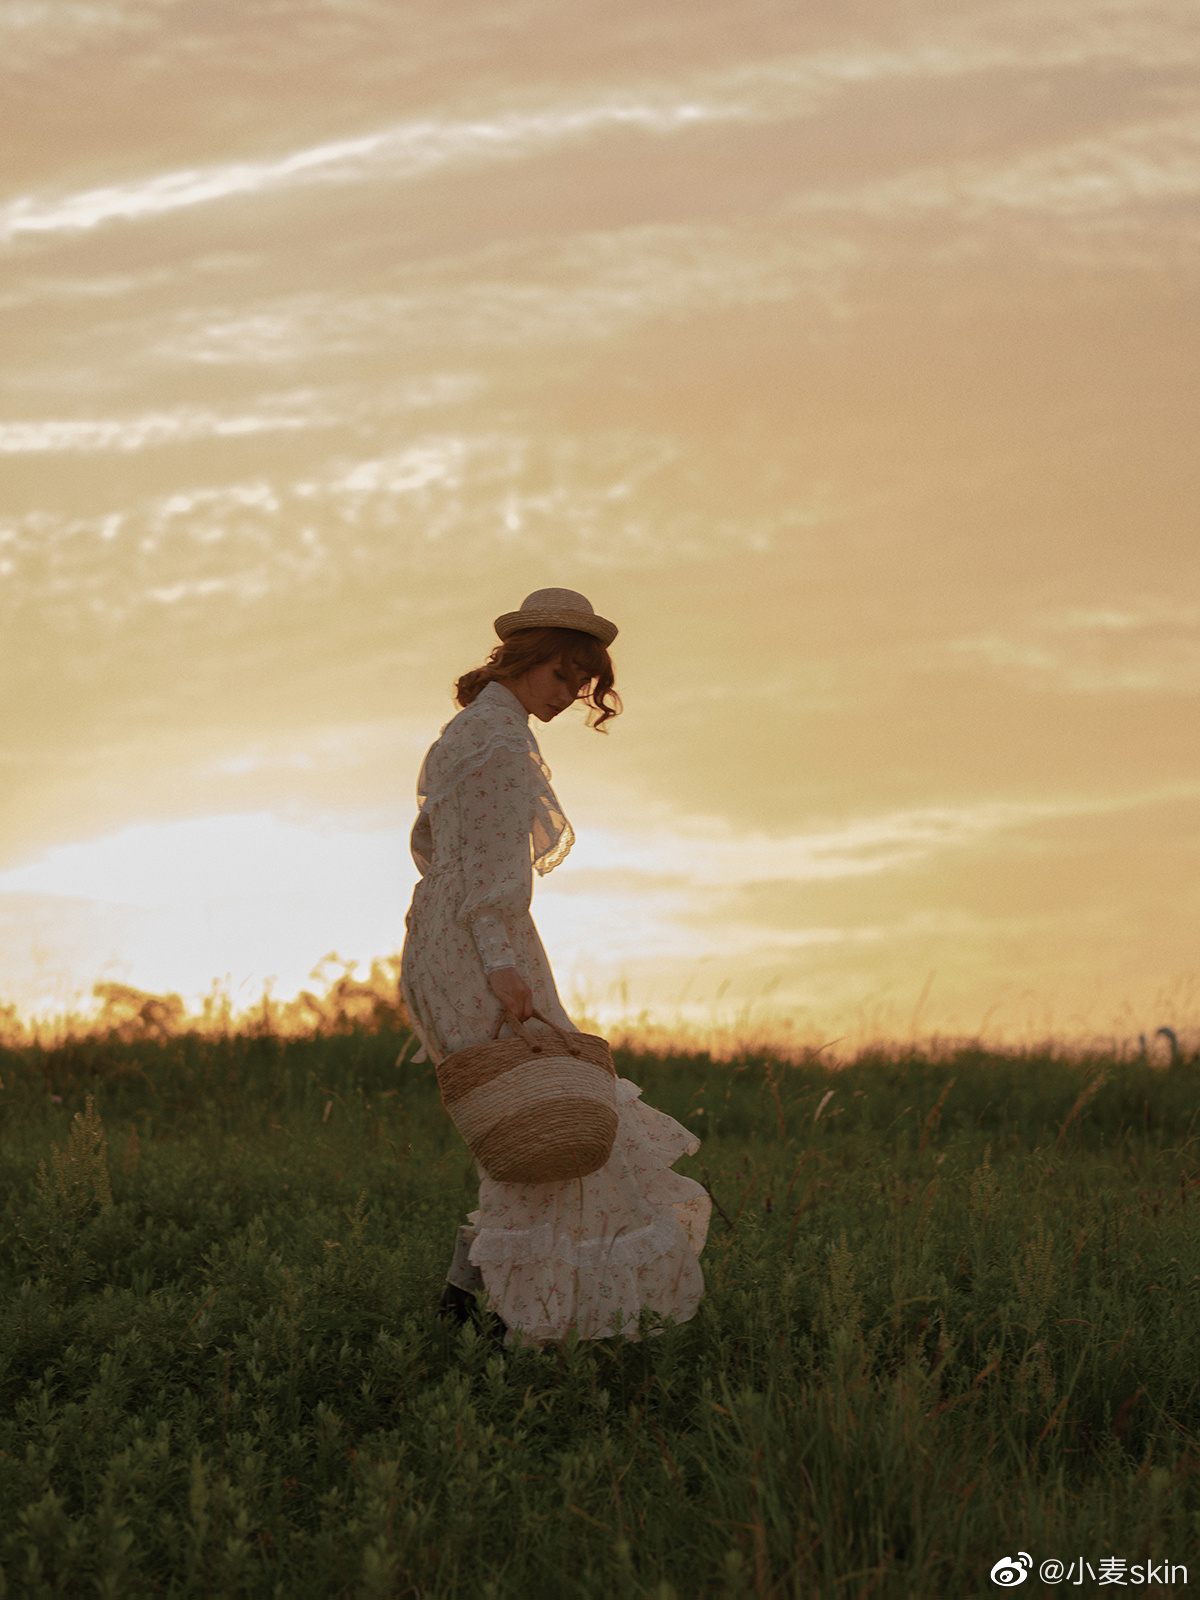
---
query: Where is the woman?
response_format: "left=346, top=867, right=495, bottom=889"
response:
left=401, top=587, right=711, bottom=1344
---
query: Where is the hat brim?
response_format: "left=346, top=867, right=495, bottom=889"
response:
left=493, top=607, right=618, bottom=646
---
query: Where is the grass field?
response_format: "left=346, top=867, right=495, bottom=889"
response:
left=2, top=1022, right=1200, bottom=1596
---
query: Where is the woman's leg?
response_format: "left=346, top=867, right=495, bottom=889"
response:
left=438, top=1224, right=505, bottom=1338
left=445, top=1224, right=485, bottom=1296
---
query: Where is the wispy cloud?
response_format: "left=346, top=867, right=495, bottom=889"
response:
left=949, top=603, right=1200, bottom=693
left=0, top=375, right=483, bottom=453
left=0, top=408, right=310, bottom=454
left=5, top=4, right=1198, bottom=247
left=0, top=789, right=1159, bottom=1004
left=139, top=103, right=1198, bottom=374
left=0, top=426, right=786, bottom=622
left=0, top=812, right=411, bottom=1008
left=0, top=100, right=731, bottom=246
left=795, top=112, right=1200, bottom=223
left=519, top=783, right=1200, bottom=1007
left=0, top=1, right=154, bottom=51
left=152, top=225, right=856, bottom=365
left=0, top=812, right=408, bottom=909
left=560, top=800, right=1080, bottom=890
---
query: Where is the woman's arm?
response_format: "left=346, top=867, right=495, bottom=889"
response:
left=457, top=743, right=535, bottom=1012
left=488, top=965, right=534, bottom=1020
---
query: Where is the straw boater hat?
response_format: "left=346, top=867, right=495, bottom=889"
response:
left=494, top=587, right=618, bottom=647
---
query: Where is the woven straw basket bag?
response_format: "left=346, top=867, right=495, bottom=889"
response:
left=436, top=1008, right=618, bottom=1185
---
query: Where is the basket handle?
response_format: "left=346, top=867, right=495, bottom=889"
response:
left=492, top=1007, right=583, bottom=1057
left=529, top=1007, right=586, bottom=1058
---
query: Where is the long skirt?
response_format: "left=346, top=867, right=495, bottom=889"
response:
left=402, top=909, right=710, bottom=1343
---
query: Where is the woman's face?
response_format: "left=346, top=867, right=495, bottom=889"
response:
left=509, top=657, right=588, bottom=722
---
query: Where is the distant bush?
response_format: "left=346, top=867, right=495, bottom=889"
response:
left=0, top=952, right=411, bottom=1051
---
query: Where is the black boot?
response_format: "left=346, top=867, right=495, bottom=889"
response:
left=438, top=1283, right=506, bottom=1342
left=438, top=1282, right=476, bottom=1324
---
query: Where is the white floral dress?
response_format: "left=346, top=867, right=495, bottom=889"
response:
left=401, top=680, right=710, bottom=1343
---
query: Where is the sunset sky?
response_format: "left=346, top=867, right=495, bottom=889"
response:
left=2, top=0, right=1198, bottom=1045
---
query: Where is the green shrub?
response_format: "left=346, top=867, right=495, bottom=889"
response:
left=1, top=1029, right=1198, bottom=1594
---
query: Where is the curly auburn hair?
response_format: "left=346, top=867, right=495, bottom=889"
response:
left=455, top=626, right=622, bottom=731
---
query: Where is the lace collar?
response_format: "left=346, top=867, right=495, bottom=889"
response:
left=415, top=680, right=574, bottom=874
left=475, top=679, right=527, bottom=719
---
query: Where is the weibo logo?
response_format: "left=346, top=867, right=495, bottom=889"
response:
left=990, top=1553, right=1033, bottom=1586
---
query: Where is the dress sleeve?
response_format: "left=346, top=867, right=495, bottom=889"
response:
left=410, top=811, right=433, bottom=875
left=456, top=742, right=533, bottom=973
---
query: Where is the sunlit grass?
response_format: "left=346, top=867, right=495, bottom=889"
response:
left=2, top=1024, right=1199, bottom=1595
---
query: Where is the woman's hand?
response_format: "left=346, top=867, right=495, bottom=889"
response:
left=489, top=966, right=533, bottom=1022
